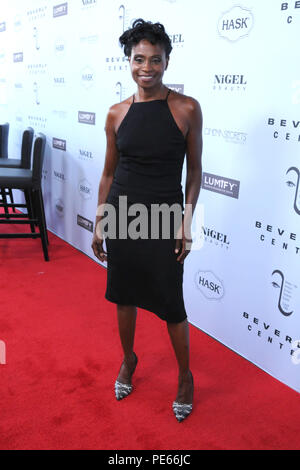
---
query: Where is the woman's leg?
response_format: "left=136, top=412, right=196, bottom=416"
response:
left=167, top=319, right=193, bottom=404
left=116, top=304, right=138, bottom=383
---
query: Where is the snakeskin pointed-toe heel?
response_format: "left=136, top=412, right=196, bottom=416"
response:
left=172, top=371, right=194, bottom=422
left=115, top=352, right=138, bottom=401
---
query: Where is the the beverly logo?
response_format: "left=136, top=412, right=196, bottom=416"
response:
left=281, top=1, right=300, bottom=24
left=286, top=166, right=300, bottom=215
left=268, top=118, right=300, bottom=143
left=52, top=138, right=66, bottom=151
left=202, top=172, right=240, bottom=199
left=53, top=3, right=68, bottom=17
left=13, top=52, right=23, bottom=63
left=218, top=5, right=254, bottom=41
left=195, top=270, right=224, bottom=300
left=272, top=269, right=298, bottom=317
left=78, top=111, right=96, bottom=125
left=255, top=221, right=299, bottom=256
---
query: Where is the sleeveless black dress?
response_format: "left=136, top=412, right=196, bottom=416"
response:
left=104, top=88, right=187, bottom=323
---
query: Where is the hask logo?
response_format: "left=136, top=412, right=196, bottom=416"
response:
left=55, top=199, right=64, bottom=217
left=14, top=15, right=22, bottom=32
left=272, top=269, right=298, bottom=317
left=195, top=270, right=224, bottom=300
left=54, top=37, right=66, bottom=56
left=286, top=167, right=300, bottom=215
left=79, top=179, right=92, bottom=199
left=218, top=6, right=254, bottom=41
left=81, top=66, right=94, bottom=89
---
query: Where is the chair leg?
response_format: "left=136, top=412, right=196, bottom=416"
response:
left=0, top=188, right=10, bottom=217
left=32, top=189, right=49, bottom=261
left=24, top=189, right=36, bottom=233
left=8, top=189, right=16, bottom=213
left=39, top=189, right=49, bottom=245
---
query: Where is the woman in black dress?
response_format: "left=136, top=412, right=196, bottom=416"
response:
left=92, top=19, right=202, bottom=422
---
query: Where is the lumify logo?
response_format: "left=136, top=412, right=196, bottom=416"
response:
left=286, top=167, right=300, bottom=215
left=52, top=137, right=66, bottom=151
left=218, top=5, right=254, bottom=41
left=202, top=172, right=240, bottom=199
left=272, top=269, right=298, bottom=317
left=78, top=111, right=96, bottom=125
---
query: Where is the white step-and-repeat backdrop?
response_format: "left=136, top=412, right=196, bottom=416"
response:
left=0, top=0, right=299, bottom=393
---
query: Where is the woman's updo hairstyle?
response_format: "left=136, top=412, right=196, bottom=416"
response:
left=119, top=18, right=173, bottom=58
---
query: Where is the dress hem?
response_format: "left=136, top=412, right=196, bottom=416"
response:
left=104, top=293, right=187, bottom=324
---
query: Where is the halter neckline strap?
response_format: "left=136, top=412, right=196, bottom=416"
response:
left=132, top=88, right=171, bottom=104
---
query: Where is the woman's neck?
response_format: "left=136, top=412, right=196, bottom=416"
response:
left=134, top=83, right=167, bottom=102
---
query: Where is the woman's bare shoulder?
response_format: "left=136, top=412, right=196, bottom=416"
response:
left=105, top=96, right=133, bottom=130
left=169, top=89, right=201, bottom=112
left=108, top=96, right=132, bottom=115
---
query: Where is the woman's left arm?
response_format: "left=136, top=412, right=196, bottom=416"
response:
left=175, top=98, right=203, bottom=263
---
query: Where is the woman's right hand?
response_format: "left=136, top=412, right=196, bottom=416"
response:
left=91, top=232, right=107, bottom=262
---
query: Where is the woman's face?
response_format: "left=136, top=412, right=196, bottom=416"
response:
left=129, top=39, right=169, bottom=89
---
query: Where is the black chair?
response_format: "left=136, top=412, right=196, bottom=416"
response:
left=0, top=127, right=34, bottom=214
left=0, top=123, right=9, bottom=158
left=0, top=133, right=49, bottom=261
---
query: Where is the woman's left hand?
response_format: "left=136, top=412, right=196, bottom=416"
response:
left=175, top=224, right=192, bottom=264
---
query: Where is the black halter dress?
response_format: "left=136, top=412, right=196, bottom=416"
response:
left=104, top=88, right=187, bottom=323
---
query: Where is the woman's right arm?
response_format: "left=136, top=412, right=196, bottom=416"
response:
left=91, top=106, right=119, bottom=261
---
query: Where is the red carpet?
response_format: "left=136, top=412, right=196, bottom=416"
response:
left=0, top=213, right=299, bottom=450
